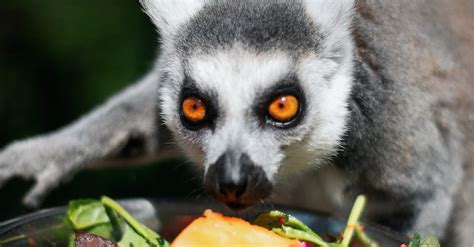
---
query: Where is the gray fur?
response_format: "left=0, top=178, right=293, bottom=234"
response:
left=176, top=0, right=320, bottom=55
left=0, top=0, right=473, bottom=246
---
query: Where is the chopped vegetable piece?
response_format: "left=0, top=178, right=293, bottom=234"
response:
left=341, top=195, right=366, bottom=247
left=117, top=223, right=149, bottom=247
left=67, top=196, right=169, bottom=247
left=101, top=196, right=166, bottom=246
left=68, top=199, right=110, bottom=230
left=420, top=235, right=440, bottom=247
left=408, top=233, right=421, bottom=247
left=354, top=225, right=379, bottom=247
left=75, top=232, right=117, bottom=247
left=172, top=209, right=300, bottom=247
left=253, top=210, right=329, bottom=246
left=406, top=233, right=440, bottom=247
left=65, top=195, right=440, bottom=247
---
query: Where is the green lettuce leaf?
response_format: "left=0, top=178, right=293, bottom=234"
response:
left=252, top=195, right=377, bottom=247
left=117, top=223, right=149, bottom=247
left=66, top=196, right=169, bottom=247
left=252, top=210, right=330, bottom=246
left=420, top=235, right=440, bottom=247
left=67, top=199, right=110, bottom=230
left=408, top=233, right=421, bottom=247
left=407, top=233, right=440, bottom=247
left=100, top=196, right=168, bottom=246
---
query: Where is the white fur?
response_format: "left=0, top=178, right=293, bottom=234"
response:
left=160, top=41, right=353, bottom=182
left=186, top=45, right=294, bottom=177
left=153, top=0, right=355, bottom=183
left=298, top=54, right=353, bottom=156
left=140, top=0, right=206, bottom=40
left=277, top=51, right=353, bottom=177
left=303, top=0, right=355, bottom=55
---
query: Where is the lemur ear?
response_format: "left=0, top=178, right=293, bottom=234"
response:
left=303, top=0, right=354, bottom=32
left=302, top=0, right=354, bottom=53
left=140, top=0, right=206, bottom=39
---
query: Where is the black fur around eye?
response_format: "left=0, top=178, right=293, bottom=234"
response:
left=179, top=80, right=218, bottom=131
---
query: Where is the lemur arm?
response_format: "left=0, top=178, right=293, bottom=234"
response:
left=0, top=70, right=173, bottom=207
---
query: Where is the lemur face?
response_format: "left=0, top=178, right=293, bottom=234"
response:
left=142, top=0, right=354, bottom=210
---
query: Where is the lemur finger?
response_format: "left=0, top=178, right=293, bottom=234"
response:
left=0, top=165, right=18, bottom=188
left=0, top=173, right=10, bottom=188
left=0, top=146, right=35, bottom=187
left=22, top=165, right=63, bottom=208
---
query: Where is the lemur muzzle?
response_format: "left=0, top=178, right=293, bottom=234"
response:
left=204, top=151, right=272, bottom=211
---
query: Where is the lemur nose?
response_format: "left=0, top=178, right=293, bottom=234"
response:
left=218, top=174, right=248, bottom=202
left=204, top=151, right=272, bottom=211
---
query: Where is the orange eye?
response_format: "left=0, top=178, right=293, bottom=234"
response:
left=182, top=97, right=206, bottom=123
left=268, top=95, right=299, bottom=122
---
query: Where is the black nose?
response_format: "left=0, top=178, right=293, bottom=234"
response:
left=218, top=175, right=248, bottom=202
left=204, top=151, right=272, bottom=211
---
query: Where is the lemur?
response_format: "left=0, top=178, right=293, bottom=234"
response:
left=1, top=0, right=473, bottom=245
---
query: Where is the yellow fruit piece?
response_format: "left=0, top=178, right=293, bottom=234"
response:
left=172, top=210, right=300, bottom=247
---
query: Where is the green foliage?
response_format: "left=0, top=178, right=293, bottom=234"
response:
left=67, top=196, right=169, bottom=247
left=101, top=196, right=166, bottom=246
left=408, top=233, right=440, bottom=247
left=253, top=210, right=329, bottom=246
left=252, top=195, right=380, bottom=247
left=67, top=199, right=110, bottom=230
left=67, top=199, right=114, bottom=239
left=420, top=235, right=441, bottom=247
left=118, top=223, right=149, bottom=247
left=409, top=233, right=421, bottom=247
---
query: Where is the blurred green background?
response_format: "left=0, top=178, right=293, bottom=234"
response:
left=0, top=0, right=202, bottom=221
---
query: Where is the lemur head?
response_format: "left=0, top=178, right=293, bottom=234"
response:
left=141, top=0, right=354, bottom=210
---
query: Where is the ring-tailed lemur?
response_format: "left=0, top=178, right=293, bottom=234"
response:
left=1, top=0, right=473, bottom=245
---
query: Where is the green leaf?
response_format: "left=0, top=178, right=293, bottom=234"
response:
left=407, top=233, right=441, bottom=247
left=408, top=233, right=421, bottom=247
left=117, top=223, right=149, bottom=247
left=354, top=224, right=379, bottom=247
left=252, top=195, right=377, bottom=247
left=341, top=195, right=366, bottom=247
left=85, top=223, right=114, bottom=239
left=253, top=211, right=318, bottom=235
left=67, top=199, right=113, bottom=242
left=252, top=210, right=329, bottom=246
left=68, top=233, right=75, bottom=247
left=66, top=196, right=169, bottom=246
left=67, top=199, right=110, bottom=230
left=101, top=196, right=169, bottom=247
left=420, top=234, right=440, bottom=247
left=274, top=226, right=330, bottom=246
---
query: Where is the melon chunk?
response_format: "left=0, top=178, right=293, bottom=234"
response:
left=172, top=210, right=300, bottom=247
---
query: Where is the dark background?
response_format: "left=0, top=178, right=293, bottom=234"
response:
left=0, top=0, right=202, bottom=221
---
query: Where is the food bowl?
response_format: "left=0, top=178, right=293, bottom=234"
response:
left=0, top=199, right=404, bottom=246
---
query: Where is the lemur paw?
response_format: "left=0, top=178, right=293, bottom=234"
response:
left=0, top=138, right=75, bottom=208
